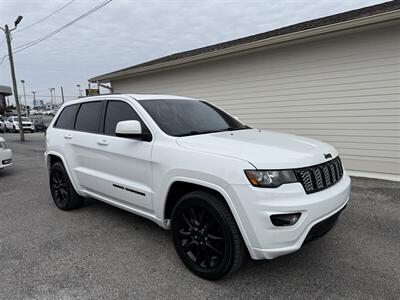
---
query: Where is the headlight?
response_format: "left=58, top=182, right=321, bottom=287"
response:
left=244, top=170, right=297, bottom=188
left=0, top=142, right=8, bottom=150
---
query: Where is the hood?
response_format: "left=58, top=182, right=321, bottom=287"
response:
left=177, top=129, right=338, bottom=169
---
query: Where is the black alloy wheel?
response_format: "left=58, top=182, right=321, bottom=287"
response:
left=49, top=162, right=83, bottom=210
left=51, top=169, right=68, bottom=207
left=171, top=191, right=246, bottom=280
left=177, top=205, right=226, bottom=269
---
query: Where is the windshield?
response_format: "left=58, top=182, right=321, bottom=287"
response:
left=19, top=117, right=30, bottom=122
left=139, top=99, right=249, bottom=137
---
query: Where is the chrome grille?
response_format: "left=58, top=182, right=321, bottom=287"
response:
left=295, top=156, right=344, bottom=194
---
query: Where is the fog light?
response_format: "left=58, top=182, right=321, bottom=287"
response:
left=2, top=159, right=12, bottom=165
left=270, top=213, right=301, bottom=227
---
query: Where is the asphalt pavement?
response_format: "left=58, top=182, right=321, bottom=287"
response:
left=0, top=132, right=399, bottom=299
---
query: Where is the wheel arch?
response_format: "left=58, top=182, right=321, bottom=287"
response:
left=162, top=178, right=253, bottom=254
left=46, top=151, right=81, bottom=194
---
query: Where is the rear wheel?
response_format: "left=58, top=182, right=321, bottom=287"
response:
left=49, top=162, right=83, bottom=210
left=171, top=191, right=246, bottom=280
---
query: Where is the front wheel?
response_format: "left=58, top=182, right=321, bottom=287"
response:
left=49, top=162, right=83, bottom=210
left=171, top=191, right=246, bottom=280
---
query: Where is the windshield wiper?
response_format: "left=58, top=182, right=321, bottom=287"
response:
left=220, top=126, right=252, bottom=132
left=176, top=130, right=220, bottom=137
left=176, top=126, right=251, bottom=137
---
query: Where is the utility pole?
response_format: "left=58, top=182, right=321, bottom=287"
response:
left=32, top=91, right=36, bottom=110
left=77, top=84, right=82, bottom=98
left=49, top=88, right=55, bottom=110
left=1, top=16, right=25, bottom=142
left=60, top=86, right=65, bottom=104
left=21, top=80, right=28, bottom=116
left=53, top=89, right=57, bottom=107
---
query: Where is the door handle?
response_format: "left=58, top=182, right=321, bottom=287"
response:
left=97, top=139, right=109, bottom=146
left=64, top=133, right=72, bottom=140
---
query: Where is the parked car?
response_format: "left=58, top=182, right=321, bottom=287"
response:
left=43, top=110, right=56, bottom=116
left=0, top=137, right=12, bottom=170
left=45, top=94, right=351, bottom=280
left=34, top=118, right=47, bottom=132
left=5, top=116, right=35, bottom=133
left=0, top=116, right=5, bottom=133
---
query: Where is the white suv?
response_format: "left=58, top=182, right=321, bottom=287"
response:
left=5, top=116, right=35, bottom=133
left=45, top=94, right=351, bottom=280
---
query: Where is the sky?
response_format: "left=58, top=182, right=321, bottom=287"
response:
left=0, top=0, right=388, bottom=106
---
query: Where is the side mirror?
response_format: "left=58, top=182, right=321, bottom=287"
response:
left=116, top=120, right=142, bottom=138
left=115, top=120, right=151, bottom=141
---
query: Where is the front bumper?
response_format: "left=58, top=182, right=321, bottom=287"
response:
left=0, top=149, right=13, bottom=169
left=16, top=125, right=34, bottom=131
left=229, top=173, right=351, bottom=260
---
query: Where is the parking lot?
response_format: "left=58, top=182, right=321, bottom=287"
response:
left=0, top=132, right=399, bottom=299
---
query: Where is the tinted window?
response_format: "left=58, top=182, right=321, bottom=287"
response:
left=55, top=104, right=79, bottom=130
left=75, top=101, right=103, bottom=133
left=139, top=99, right=248, bottom=137
left=104, top=101, right=146, bottom=136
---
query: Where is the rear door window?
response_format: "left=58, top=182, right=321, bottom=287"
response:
left=75, top=101, right=103, bottom=133
left=54, top=104, right=79, bottom=130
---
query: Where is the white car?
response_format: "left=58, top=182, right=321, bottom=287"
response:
left=0, top=137, right=12, bottom=170
left=5, top=116, right=35, bottom=133
left=45, top=94, right=351, bottom=280
left=43, top=110, right=56, bottom=116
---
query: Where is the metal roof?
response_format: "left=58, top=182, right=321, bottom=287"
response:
left=0, top=85, right=12, bottom=96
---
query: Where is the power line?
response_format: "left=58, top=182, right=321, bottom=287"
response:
left=13, top=0, right=113, bottom=54
left=0, top=39, right=5, bottom=64
left=0, top=54, right=7, bottom=65
left=15, top=0, right=76, bottom=33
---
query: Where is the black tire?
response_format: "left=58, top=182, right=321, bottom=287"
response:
left=171, top=190, right=246, bottom=280
left=49, top=162, right=83, bottom=210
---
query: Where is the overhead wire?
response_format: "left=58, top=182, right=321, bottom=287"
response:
left=2, top=0, right=112, bottom=60
left=13, top=0, right=112, bottom=54
left=0, top=55, right=7, bottom=65
left=15, top=0, right=76, bottom=33
left=1, top=0, right=77, bottom=65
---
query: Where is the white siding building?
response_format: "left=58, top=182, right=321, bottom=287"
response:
left=90, top=1, right=400, bottom=181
